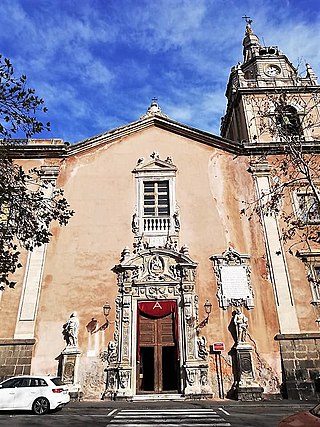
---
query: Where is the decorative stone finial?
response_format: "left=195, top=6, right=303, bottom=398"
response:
left=139, top=98, right=169, bottom=120
left=306, top=63, right=318, bottom=84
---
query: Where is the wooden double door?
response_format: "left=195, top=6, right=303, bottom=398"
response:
left=137, top=312, right=179, bottom=393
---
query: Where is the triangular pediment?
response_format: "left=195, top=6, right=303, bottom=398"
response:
left=65, top=112, right=241, bottom=157
left=132, top=153, right=177, bottom=173
left=7, top=108, right=242, bottom=160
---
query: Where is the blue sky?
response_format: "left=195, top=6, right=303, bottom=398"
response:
left=0, top=0, right=319, bottom=143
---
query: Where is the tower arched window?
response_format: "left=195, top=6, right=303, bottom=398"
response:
left=276, top=105, right=302, bottom=138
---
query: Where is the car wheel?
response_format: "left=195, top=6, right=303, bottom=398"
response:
left=32, top=397, right=50, bottom=415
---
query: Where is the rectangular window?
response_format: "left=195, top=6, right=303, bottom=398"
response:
left=143, top=181, right=169, bottom=216
left=296, top=193, right=320, bottom=223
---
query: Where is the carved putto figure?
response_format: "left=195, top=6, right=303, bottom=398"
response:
left=197, top=336, right=208, bottom=360
left=150, top=151, right=159, bottom=159
left=233, top=308, right=248, bottom=343
left=173, top=209, right=180, bottom=231
left=63, top=312, right=80, bottom=347
left=131, top=213, right=139, bottom=233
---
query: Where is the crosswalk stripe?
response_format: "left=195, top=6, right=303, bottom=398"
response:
left=108, top=424, right=231, bottom=427
left=107, top=408, right=231, bottom=426
left=120, top=410, right=217, bottom=413
left=117, top=414, right=220, bottom=419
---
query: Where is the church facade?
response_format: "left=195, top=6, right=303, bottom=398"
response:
left=1, top=24, right=320, bottom=401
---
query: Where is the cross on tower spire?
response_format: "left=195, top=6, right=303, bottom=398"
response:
left=242, top=15, right=252, bottom=25
left=242, top=15, right=253, bottom=35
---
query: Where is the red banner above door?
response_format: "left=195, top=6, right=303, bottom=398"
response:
left=138, top=300, right=176, bottom=318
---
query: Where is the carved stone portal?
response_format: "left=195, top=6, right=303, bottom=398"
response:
left=102, top=246, right=213, bottom=400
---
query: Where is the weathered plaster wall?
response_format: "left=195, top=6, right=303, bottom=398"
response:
left=0, top=127, right=283, bottom=397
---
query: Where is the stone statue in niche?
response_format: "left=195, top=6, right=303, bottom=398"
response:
left=233, top=308, right=248, bottom=343
left=63, top=312, right=80, bottom=347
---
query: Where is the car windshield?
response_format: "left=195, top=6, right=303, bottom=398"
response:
left=310, top=403, right=320, bottom=417
left=51, top=377, right=64, bottom=386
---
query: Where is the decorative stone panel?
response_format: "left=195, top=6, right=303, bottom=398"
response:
left=211, top=247, right=254, bottom=310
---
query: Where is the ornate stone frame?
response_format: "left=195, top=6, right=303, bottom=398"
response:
left=297, top=251, right=320, bottom=306
left=211, top=247, right=254, bottom=310
left=131, top=153, right=178, bottom=247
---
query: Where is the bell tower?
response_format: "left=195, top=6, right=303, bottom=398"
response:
left=220, top=20, right=319, bottom=144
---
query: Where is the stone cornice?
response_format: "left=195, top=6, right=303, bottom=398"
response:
left=275, top=333, right=320, bottom=340
left=67, top=115, right=242, bottom=156
left=5, top=143, right=68, bottom=159
left=242, top=140, right=320, bottom=155
left=0, top=338, right=36, bottom=345
left=4, top=116, right=320, bottom=159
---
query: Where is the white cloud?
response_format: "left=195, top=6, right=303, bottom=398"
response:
left=0, top=0, right=319, bottom=142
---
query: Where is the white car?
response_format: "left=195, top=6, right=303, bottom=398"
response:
left=0, top=375, right=70, bottom=415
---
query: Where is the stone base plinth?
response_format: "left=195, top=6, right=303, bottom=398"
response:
left=235, top=385, right=264, bottom=401
left=233, top=343, right=264, bottom=401
left=59, top=347, right=81, bottom=400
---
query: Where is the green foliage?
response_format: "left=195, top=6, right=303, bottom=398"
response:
left=0, top=55, right=73, bottom=289
left=0, top=55, right=50, bottom=138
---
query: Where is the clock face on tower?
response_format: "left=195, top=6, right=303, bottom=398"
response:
left=264, top=64, right=281, bottom=76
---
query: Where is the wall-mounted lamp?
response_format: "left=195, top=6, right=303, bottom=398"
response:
left=204, top=299, right=212, bottom=316
left=186, top=300, right=212, bottom=330
left=196, top=299, right=212, bottom=330
left=100, top=302, right=111, bottom=330
left=86, top=302, right=112, bottom=334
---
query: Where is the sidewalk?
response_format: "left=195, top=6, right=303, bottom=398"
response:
left=66, top=398, right=319, bottom=410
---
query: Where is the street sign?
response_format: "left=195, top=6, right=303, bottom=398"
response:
left=213, top=342, right=225, bottom=351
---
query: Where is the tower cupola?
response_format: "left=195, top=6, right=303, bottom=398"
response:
left=220, top=20, right=320, bottom=145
